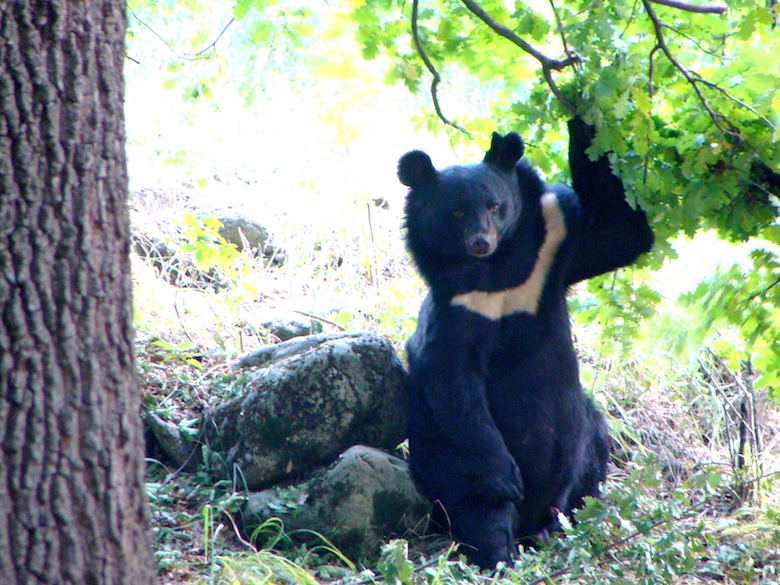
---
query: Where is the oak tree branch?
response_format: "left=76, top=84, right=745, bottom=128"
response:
left=649, top=0, right=727, bottom=14
left=692, top=74, right=776, bottom=132
left=411, top=0, right=471, bottom=134
left=460, top=0, right=579, bottom=112
left=642, top=0, right=741, bottom=141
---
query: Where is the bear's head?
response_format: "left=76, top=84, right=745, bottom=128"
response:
left=399, top=132, right=525, bottom=269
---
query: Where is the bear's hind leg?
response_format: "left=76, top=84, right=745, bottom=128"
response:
left=566, top=398, right=609, bottom=513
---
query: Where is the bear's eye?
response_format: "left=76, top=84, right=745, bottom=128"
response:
left=453, top=210, right=464, bottom=219
left=488, top=204, right=499, bottom=214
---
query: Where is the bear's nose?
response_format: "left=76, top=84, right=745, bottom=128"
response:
left=467, top=235, right=495, bottom=257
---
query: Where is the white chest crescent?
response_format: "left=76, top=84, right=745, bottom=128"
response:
left=450, top=192, right=567, bottom=320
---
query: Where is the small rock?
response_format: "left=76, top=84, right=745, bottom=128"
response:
left=255, top=310, right=324, bottom=342
left=143, top=412, right=196, bottom=469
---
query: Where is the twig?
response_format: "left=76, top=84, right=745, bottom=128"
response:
left=194, top=17, right=235, bottom=56
left=290, top=309, right=347, bottom=331
left=743, top=178, right=776, bottom=200
left=743, top=274, right=780, bottom=302
left=619, top=0, right=643, bottom=39
left=129, top=6, right=184, bottom=58
left=642, top=0, right=741, bottom=142
left=649, top=0, right=727, bottom=14
left=648, top=43, right=660, bottom=99
left=690, top=73, right=776, bottom=132
left=764, top=276, right=780, bottom=295
left=128, top=6, right=233, bottom=61
left=548, top=0, right=571, bottom=60
left=459, top=0, right=579, bottom=112
left=643, top=43, right=662, bottom=184
left=157, top=439, right=201, bottom=489
left=193, top=360, right=234, bottom=387
left=411, top=0, right=471, bottom=135
left=662, top=23, right=728, bottom=58
left=704, top=349, right=763, bottom=495
left=698, top=356, right=742, bottom=464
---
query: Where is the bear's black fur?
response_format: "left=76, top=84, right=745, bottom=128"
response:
left=398, top=118, right=654, bottom=569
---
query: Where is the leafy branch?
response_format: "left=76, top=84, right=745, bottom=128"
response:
left=460, top=0, right=580, bottom=112
left=548, top=0, right=573, bottom=64
left=523, top=500, right=710, bottom=585
left=692, top=73, right=776, bottom=133
left=409, top=0, right=581, bottom=126
left=649, top=0, right=727, bottom=14
left=645, top=4, right=775, bottom=135
left=410, top=0, right=471, bottom=134
left=642, top=0, right=742, bottom=141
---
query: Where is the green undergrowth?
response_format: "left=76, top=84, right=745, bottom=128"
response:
left=148, top=451, right=780, bottom=584
left=136, top=216, right=780, bottom=584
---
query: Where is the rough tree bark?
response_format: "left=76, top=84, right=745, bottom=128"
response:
left=0, top=2, right=155, bottom=584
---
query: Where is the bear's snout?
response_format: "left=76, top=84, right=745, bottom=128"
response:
left=467, top=234, right=497, bottom=257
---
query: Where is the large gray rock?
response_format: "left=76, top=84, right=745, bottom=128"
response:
left=203, top=332, right=408, bottom=489
left=244, top=445, right=429, bottom=559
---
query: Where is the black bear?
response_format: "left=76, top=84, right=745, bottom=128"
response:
left=398, top=118, right=654, bottom=569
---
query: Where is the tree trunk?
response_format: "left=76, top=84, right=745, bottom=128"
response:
left=0, top=2, right=155, bottom=584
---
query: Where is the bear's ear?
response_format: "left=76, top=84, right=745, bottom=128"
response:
left=483, top=131, right=525, bottom=172
left=398, top=150, right=437, bottom=189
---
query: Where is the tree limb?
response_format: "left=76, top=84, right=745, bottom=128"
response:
left=411, top=0, right=471, bottom=134
left=459, top=0, right=578, bottom=112
left=649, top=0, right=727, bottom=14
left=642, top=0, right=741, bottom=141
left=691, top=73, right=776, bottom=132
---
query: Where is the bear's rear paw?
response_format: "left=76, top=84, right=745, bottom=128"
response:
left=458, top=502, right=517, bottom=571
left=467, top=545, right=514, bottom=572
left=474, top=458, right=524, bottom=503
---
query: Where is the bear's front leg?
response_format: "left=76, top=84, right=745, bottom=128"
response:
left=409, top=357, right=524, bottom=505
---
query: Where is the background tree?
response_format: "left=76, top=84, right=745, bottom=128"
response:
left=0, top=2, right=155, bottom=583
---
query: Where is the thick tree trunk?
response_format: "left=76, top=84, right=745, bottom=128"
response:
left=0, top=2, right=155, bottom=584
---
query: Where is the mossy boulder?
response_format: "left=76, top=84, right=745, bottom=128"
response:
left=202, top=332, right=408, bottom=489
left=243, top=445, right=429, bottom=560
